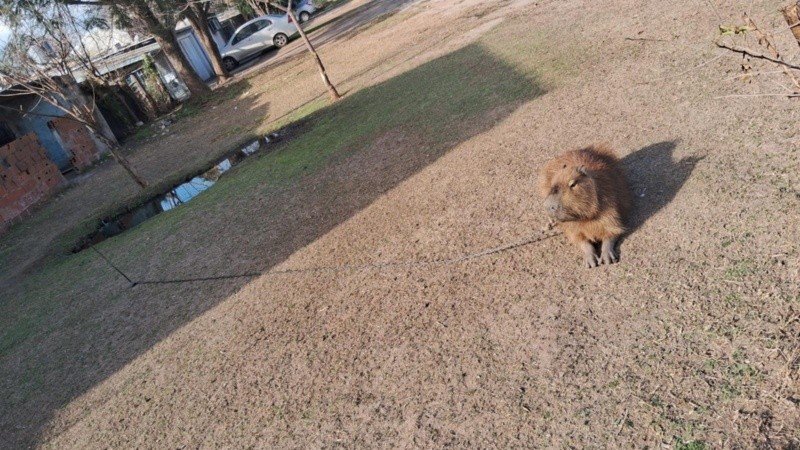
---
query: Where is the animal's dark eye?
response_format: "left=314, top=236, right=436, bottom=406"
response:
left=562, top=164, right=567, bottom=169
left=568, top=179, right=577, bottom=188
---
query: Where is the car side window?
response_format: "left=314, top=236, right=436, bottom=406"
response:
left=232, top=23, right=258, bottom=45
left=255, top=19, right=271, bottom=30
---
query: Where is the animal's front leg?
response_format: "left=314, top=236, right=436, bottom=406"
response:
left=580, top=240, right=600, bottom=268
left=600, top=238, right=619, bottom=265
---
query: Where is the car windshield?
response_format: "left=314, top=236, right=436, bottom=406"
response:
left=232, top=20, right=269, bottom=45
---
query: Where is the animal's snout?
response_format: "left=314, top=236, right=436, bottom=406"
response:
left=544, top=194, right=560, bottom=217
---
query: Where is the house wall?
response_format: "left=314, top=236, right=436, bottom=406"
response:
left=0, top=132, right=66, bottom=230
left=48, top=117, right=102, bottom=171
left=0, top=96, right=72, bottom=170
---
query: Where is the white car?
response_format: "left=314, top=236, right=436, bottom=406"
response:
left=221, top=14, right=298, bottom=71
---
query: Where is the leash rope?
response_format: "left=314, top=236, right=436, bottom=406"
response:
left=96, top=229, right=562, bottom=287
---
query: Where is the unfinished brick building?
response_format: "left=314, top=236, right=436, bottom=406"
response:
left=48, top=117, right=103, bottom=171
left=0, top=133, right=66, bottom=230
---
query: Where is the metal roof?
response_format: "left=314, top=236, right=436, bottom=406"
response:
left=72, top=39, right=160, bottom=82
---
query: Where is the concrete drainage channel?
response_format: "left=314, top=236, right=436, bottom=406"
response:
left=71, top=132, right=283, bottom=253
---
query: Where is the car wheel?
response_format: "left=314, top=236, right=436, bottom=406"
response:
left=273, top=33, right=289, bottom=48
left=299, top=12, right=310, bottom=23
left=222, top=57, right=238, bottom=71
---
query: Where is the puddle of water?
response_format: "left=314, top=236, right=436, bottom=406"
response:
left=72, top=133, right=280, bottom=252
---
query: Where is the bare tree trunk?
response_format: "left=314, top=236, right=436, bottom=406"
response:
left=115, top=152, right=148, bottom=188
left=782, top=1, right=800, bottom=49
left=186, top=4, right=230, bottom=83
left=56, top=76, right=148, bottom=188
left=270, top=1, right=341, bottom=101
left=251, top=0, right=268, bottom=15
left=57, top=76, right=119, bottom=145
left=102, top=140, right=149, bottom=189
left=291, top=10, right=341, bottom=101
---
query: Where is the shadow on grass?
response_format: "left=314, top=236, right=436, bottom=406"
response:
left=621, top=141, right=704, bottom=238
left=0, top=43, right=545, bottom=447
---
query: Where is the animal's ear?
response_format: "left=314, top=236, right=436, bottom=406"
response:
left=577, top=165, right=587, bottom=176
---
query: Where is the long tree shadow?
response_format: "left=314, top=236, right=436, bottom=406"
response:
left=1, top=43, right=546, bottom=448
left=621, top=141, right=704, bottom=236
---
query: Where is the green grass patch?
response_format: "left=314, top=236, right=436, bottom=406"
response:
left=703, top=359, right=718, bottom=371
left=649, top=395, right=665, bottom=408
left=674, top=439, right=707, bottom=450
left=132, top=126, right=157, bottom=143
left=173, top=102, right=202, bottom=121
left=202, top=43, right=544, bottom=196
left=720, top=381, right=740, bottom=400
left=728, top=362, right=757, bottom=378
left=208, top=79, right=252, bottom=105
left=259, top=97, right=329, bottom=135
left=724, top=259, right=755, bottom=279
left=178, top=80, right=253, bottom=119
left=0, top=249, right=98, bottom=357
left=723, top=293, right=740, bottom=306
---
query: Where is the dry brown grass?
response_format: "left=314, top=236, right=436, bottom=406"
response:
left=2, top=0, right=799, bottom=448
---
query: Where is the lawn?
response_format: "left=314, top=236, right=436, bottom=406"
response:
left=2, top=0, right=799, bottom=448
left=0, top=6, right=564, bottom=446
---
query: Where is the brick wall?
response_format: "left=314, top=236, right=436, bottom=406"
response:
left=49, top=117, right=101, bottom=171
left=0, top=133, right=66, bottom=230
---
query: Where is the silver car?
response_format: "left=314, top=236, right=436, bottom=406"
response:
left=221, top=15, right=297, bottom=71
left=294, top=0, right=317, bottom=23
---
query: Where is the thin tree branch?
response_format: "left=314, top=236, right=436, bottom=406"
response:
left=0, top=103, right=88, bottom=121
left=743, top=12, right=800, bottom=90
left=715, top=41, right=800, bottom=70
left=625, top=37, right=669, bottom=42
left=714, top=93, right=800, bottom=98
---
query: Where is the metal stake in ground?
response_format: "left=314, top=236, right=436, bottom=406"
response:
left=90, top=246, right=137, bottom=287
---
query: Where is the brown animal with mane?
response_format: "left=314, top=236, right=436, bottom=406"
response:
left=539, top=144, right=632, bottom=268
